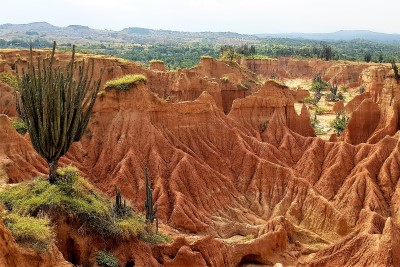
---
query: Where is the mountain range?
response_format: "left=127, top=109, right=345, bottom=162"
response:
left=1, top=22, right=400, bottom=44
left=256, top=30, right=400, bottom=42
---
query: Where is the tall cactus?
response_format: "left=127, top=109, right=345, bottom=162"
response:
left=114, top=185, right=128, bottom=216
left=16, top=41, right=103, bottom=183
left=144, top=167, right=158, bottom=232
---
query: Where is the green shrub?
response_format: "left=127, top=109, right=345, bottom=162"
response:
left=0, top=72, right=19, bottom=89
left=325, top=92, right=337, bottom=102
left=96, top=250, right=120, bottom=267
left=115, top=58, right=131, bottom=65
left=200, top=56, right=213, bottom=59
left=220, top=75, right=229, bottom=83
left=260, top=121, right=268, bottom=132
left=11, top=118, right=28, bottom=135
left=139, top=230, right=171, bottom=244
left=311, top=74, right=328, bottom=93
left=239, top=81, right=250, bottom=89
left=311, top=114, right=327, bottom=135
left=150, top=59, right=164, bottom=63
left=300, top=96, right=315, bottom=104
left=325, top=92, right=345, bottom=102
left=2, top=213, right=54, bottom=250
left=330, top=112, right=349, bottom=136
left=391, top=60, right=399, bottom=81
left=105, top=74, right=147, bottom=90
left=315, top=106, right=326, bottom=115
left=339, top=84, right=349, bottom=92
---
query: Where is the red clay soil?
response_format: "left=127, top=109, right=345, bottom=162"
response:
left=0, top=52, right=400, bottom=266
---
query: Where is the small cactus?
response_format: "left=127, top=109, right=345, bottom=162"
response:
left=114, top=185, right=128, bottom=216
left=144, top=167, right=158, bottom=233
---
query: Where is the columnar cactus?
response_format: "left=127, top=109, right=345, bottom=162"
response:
left=144, top=167, right=158, bottom=232
left=16, top=41, right=103, bottom=183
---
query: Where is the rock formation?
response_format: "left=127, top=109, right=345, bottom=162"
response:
left=0, top=51, right=399, bottom=266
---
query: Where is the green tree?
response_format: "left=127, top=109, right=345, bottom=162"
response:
left=378, top=53, right=384, bottom=63
left=16, top=42, right=102, bottom=183
left=364, top=52, right=372, bottom=63
left=220, top=45, right=235, bottom=61
left=391, top=60, right=399, bottom=82
left=320, top=43, right=333, bottom=61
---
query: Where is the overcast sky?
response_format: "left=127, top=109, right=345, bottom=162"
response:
left=1, top=0, right=399, bottom=34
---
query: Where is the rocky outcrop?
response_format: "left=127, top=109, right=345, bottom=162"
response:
left=228, top=81, right=315, bottom=138
left=149, top=61, right=166, bottom=71
left=342, top=76, right=399, bottom=145
left=342, top=99, right=381, bottom=144
left=332, top=100, right=344, bottom=113
left=0, top=83, right=16, bottom=117
left=0, top=115, right=46, bottom=183
left=361, top=65, right=391, bottom=102
left=241, top=58, right=379, bottom=87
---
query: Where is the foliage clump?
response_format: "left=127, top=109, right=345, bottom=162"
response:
left=2, top=213, right=54, bottom=250
left=11, top=118, right=28, bottom=135
left=311, top=113, right=327, bottom=135
left=391, top=60, right=399, bottom=82
left=330, top=112, right=349, bottom=136
left=220, top=75, right=230, bottom=83
left=105, top=74, right=147, bottom=90
left=0, top=72, right=19, bottom=89
left=96, top=250, right=120, bottom=267
left=239, top=81, right=250, bottom=90
left=311, top=74, right=328, bottom=93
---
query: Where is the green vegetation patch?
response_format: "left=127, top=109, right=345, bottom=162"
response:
left=139, top=231, right=171, bottom=244
left=96, top=250, right=120, bottom=267
left=238, top=81, right=250, bottom=89
left=311, top=75, right=328, bottom=93
left=105, top=74, right=147, bottom=90
left=220, top=74, right=230, bottom=83
left=11, top=118, right=28, bottom=135
left=2, top=213, right=54, bottom=250
left=0, top=72, right=19, bottom=89
left=244, top=55, right=276, bottom=60
left=330, top=112, right=350, bottom=136
left=0, top=166, right=170, bottom=247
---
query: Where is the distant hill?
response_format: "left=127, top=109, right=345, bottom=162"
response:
left=2, top=23, right=400, bottom=45
left=256, top=30, right=400, bottom=42
left=0, top=22, right=259, bottom=45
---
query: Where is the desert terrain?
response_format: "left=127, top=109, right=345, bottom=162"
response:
left=0, top=49, right=399, bottom=267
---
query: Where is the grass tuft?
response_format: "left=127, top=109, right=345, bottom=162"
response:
left=0, top=72, right=19, bottom=89
left=96, top=250, right=120, bottom=267
left=105, top=74, right=147, bottom=90
left=2, top=212, right=54, bottom=250
left=11, top=118, right=28, bottom=135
